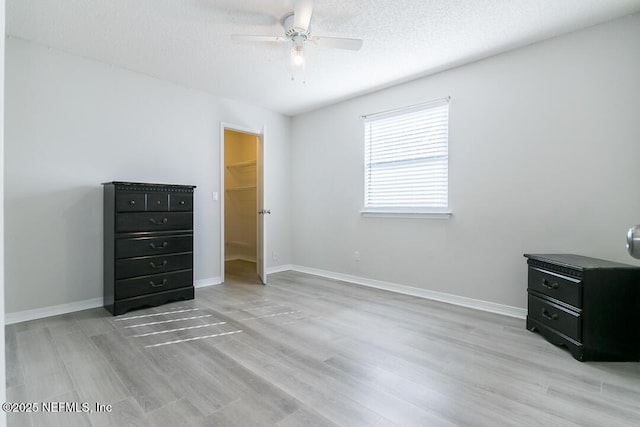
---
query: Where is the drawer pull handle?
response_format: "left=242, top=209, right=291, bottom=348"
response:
left=149, top=260, right=168, bottom=269
left=150, top=242, right=168, bottom=249
left=541, top=309, right=559, bottom=321
left=150, top=279, right=167, bottom=288
left=541, top=279, right=559, bottom=290
left=149, top=218, right=168, bottom=225
left=180, top=200, right=186, bottom=205
left=129, top=200, right=136, bottom=205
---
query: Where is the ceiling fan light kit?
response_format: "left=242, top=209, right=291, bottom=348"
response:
left=291, top=43, right=305, bottom=66
left=285, top=13, right=309, bottom=82
left=290, top=42, right=306, bottom=83
left=231, top=0, right=363, bottom=83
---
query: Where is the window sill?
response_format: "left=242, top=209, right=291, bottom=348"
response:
left=360, top=210, right=452, bottom=219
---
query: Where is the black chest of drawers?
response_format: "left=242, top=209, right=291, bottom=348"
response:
left=103, top=182, right=196, bottom=315
left=525, top=253, right=640, bottom=361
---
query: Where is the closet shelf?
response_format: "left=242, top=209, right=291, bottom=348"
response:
left=227, top=160, right=257, bottom=168
left=226, top=240, right=254, bottom=247
left=226, top=185, right=256, bottom=192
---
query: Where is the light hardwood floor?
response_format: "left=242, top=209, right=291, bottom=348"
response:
left=6, top=260, right=640, bottom=426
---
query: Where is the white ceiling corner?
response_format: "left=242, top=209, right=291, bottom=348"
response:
left=6, top=0, right=640, bottom=116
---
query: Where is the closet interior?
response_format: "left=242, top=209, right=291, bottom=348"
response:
left=224, top=130, right=258, bottom=275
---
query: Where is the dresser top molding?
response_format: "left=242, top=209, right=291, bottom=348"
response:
left=102, top=181, right=196, bottom=191
left=525, top=254, right=640, bottom=271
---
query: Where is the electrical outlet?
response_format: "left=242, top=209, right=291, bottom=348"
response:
left=354, top=250, right=360, bottom=261
left=272, top=251, right=279, bottom=261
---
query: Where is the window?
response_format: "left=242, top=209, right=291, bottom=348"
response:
left=362, top=97, right=450, bottom=217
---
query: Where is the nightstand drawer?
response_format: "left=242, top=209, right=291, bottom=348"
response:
left=115, top=270, right=193, bottom=300
left=116, top=252, right=193, bottom=279
left=116, top=235, right=193, bottom=258
left=116, top=212, right=192, bottom=233
left=528, top=267, right=581, bottom=307
left=528, top=294, right=581, bottom=341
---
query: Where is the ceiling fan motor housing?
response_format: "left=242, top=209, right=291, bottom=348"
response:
left=283, top=13, right=310, bottom=41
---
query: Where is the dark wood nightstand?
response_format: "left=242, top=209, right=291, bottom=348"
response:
left=525, top=253, right=640, bottom=361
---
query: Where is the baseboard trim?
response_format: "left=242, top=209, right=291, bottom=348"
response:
left=6, top=277, right=224, bottom=324
left=5, top=297, right=104, bottom=325
left=288, top=265, right=527, bottom=319
left=194, top=277, right=223, bottom=289
left=267, top=264, right=294, bottom=275
left=5, top=268, right=526, bottom=324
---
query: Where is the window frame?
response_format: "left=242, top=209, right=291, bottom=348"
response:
left=361, top=97, right=452, bottom=219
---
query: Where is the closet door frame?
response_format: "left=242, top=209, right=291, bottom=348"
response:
left=219, top=122, right=267, bottom=284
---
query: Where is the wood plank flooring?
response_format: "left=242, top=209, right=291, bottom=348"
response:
left=6, top=260, right=640, bottom=426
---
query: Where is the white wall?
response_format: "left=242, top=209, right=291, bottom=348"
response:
left=291, top=14, right=640, bottom=309
left=1, top=1, right=8, bottom=422
left=4, top=37, right=291, bottom=315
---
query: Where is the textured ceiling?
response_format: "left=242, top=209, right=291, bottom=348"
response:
left=7, top=0, right=640, bottom=116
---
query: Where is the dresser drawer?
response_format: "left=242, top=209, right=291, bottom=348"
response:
left=116, top=252, right=192, bottom=279
left=528, top=267, right=581, bottom=307
left=528, top=294, right=581, bottom=341
left=170, top=193, right=193, bottom=211
left=115, top=270, right=193, bottom=300
left=116, top=212, right=192, bottom=233
left=116, top=192, right=145, bottom=212
left=116, top=235, right=193, bottom=259
left=147, top=193, right=169, bottom=211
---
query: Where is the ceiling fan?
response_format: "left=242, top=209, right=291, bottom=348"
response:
left=231, top=0, right=363, bottom=77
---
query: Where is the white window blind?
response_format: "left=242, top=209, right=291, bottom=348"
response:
left=363, top=97, right=450, bottom=215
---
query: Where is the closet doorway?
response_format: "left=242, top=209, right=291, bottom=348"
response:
left=221, top=125, right=267, bottom=285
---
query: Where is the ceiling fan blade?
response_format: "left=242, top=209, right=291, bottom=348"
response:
left=294, top=0, right=313, bottom=31
left=231, top=35, right=288, bottom=43
left=311, top=36, right=363, bottom=51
